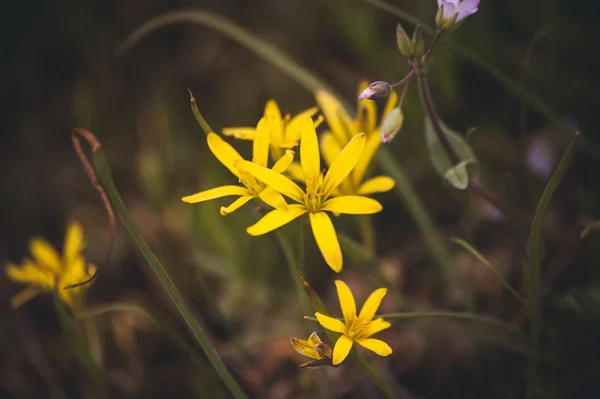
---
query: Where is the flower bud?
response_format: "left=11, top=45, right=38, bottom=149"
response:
left=396, top=23, right=412, bottom=57
left=411, top=26, right=426, bottom=58
left=381, top=107, right=404, bottom=144
left=358, top=81, right=392, bottom=101
left=435, top=4, right=458, bottom=30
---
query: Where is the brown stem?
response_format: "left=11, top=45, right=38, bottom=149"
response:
left=65, top=129, right=116, bottom=289
left=391, top=65, right=416, bottom=88
left=416, top=69, right=461, bottom=166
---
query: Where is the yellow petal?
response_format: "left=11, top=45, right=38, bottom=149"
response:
left=321, top=133, right=366, bottom=199
left=10, top=287, right=43, bottom=309
left=315, top=312, right=346, bottom=333
left=334, top=280, right=356, bottom=325
left=272, top=150, right=295, bottom=173
left=29, top=238, right=61, bottom=273
left=258, top=187, right=288, bottom=211
left=222, top=127, right=256, bottom=140
left=381, top=90, right=399, bottom=121
left=332, top=335, right=353, bottom=366
left=182, top=185, right=250, bottom=203
left=300, top=117, right=321, bottom=186
left=63, top=221, right=84, bottom=262
left=356, top=338, right=392, bottom=357
left=364, top=318, right=392, bottom=337
left=207, top=133, right=245, bottom=178
left=358, top=176, right=395, bottom=195
left=358, top=288, right=388, bottom=324
left=322, top=196, right=382, bottom=215
left=353, top=130, right=382, bottom=185
left=246, top=204, right=307, bottom=236
left=320, top=132, right=342, bottom=168
left=285, top=107, right=319, bottom=143
left=309, top=212, right=342, bottom=272
left=252, top=117, right=270, bottom=168
left=315, top=90, right=354, bottom=145
left=220, top=195, right=254, bottom=215
left=285, top=162, right=304, bottom=182
left=265, top=100, right=284, bottom=144
left=290, top=337, right=321, bottom=360
left=6, top=261, right=54, bottom=288
left=307, top=331, right=323, bottom=346
left=239, top=160, right=305, bottom=203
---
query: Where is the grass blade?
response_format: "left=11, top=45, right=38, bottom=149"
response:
left=52, top=289, right=108, bottom=398
left=527, top=132, right=578, bottom=397
left=117, top=9, right=334, bottom=96
left=91, top=147, right=248, bottom=399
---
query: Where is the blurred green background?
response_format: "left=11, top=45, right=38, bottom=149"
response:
left=2, top=0, right=600, bottom=398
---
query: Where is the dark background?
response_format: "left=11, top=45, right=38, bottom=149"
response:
left=1, top=0, right=600, bottom=398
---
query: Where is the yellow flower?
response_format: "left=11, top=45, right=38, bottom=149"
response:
left=222, top=99, right=318, bottom=157
left=290, top=331, right=334, bottom=368
left=182, top=117, right=294, bottom=215
left=313, top=82, right=398, bottom=197
left=315, top=280, right=392, bottom=365
left=239, top=117, right=383, bottom=272
left=4, top=221, right=96, bottom=309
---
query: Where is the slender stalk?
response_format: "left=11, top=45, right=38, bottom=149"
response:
left=416, top=70, right=460, bottom=166
left=306, top=311, right=521, bottom=336
left=76, top=303, right=206, bottom=369
left=92, top=149, right=248, bottom=399
left=526, top=132, right=578, bottom=398
left=357, top=215, right=376, bottom=255
left=53, top=290, right=108, bottom=398
left=378, top=149, right=457, bottom=293
left=352, top=352, right=397, bottom=399
left=187, top=88, right=213, bottom=136
left=274, top=229, right=312, bottom=324
left=338, top=233, right=405, bottom=308
left=450, top=237, right=529, bottom=309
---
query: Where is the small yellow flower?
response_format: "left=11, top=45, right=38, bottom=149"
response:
left=4, top=221, right=96, bottom=309
left=239, top=117, right=383, bottom=272
left=313, top=82, right=398, bottom=197
left=290, top=331, right=334, bottom=368
left=182, top=117, right=294, bottom=215
left=222, top=100, right=318, bottom=157
left=315, top=280, right=392, bottom=366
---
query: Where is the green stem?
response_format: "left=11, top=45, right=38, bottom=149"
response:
left=187, top=88, right=212, bottom=136
left=53, top=290, right=108, bottom=398
left=357, top=215, right=376, bottom=255
left=378, top=149, right=457, bottom=294
left=527, top=132, right=578, bottom=398
left=351, top=352, right=397, bottom=399
left=450, top=237, right=530, bottom=309
left=92, top=149, right=248, bottom=399
left=306, top=311, right=521, bottom=336
left=338, top=233, right=405, bottom=308
left=274, top=229, right=312, bottom=323
left=76, top=303, right=206, bottom=369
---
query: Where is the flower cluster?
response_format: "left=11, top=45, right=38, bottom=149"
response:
left=182, top=87, right=394, bottom=273
left=4, top=221, right=96, bottom=309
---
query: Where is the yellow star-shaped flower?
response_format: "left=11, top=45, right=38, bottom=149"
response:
left=315, top=280, right=392, bottom=365
left=182, top=117, right=293, bottom=215
left=4, top=221, right=96, bottom=309
left=222, top=99, right=318, bottom=158
left=239, top=117, right=382, bottom=272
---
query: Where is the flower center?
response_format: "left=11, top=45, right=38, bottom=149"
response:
left=237, top=167, right=264, bottom=195
left=303, top=178, right=323, bottom=212
left=346, top=317, right=370, bottom=340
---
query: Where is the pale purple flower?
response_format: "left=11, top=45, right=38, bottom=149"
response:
left=437, top=0, right=480, bottom=25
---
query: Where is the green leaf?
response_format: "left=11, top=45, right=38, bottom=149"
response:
left=424, top=116, right=476, bottom=189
